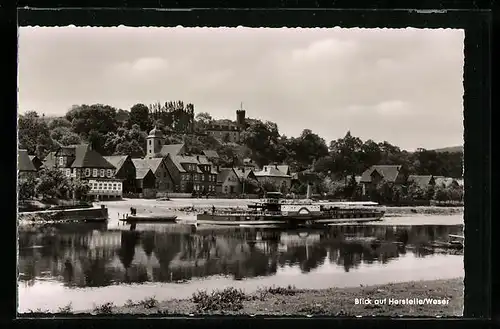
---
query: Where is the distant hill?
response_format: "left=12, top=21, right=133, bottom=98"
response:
left=432, top=146, right=463, bottom=153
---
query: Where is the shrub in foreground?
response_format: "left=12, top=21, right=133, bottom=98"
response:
left=191, top=287, right=247, bottom=312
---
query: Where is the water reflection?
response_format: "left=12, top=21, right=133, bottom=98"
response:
left=18, top=224, right=462, bottom=288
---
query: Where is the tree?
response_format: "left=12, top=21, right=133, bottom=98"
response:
left=18, top=174, right=37, bottom=200
left=329, top=131, right=364, bottom=180
left=129, top=104, right=152, bottom=131
left=65, top=104, right=119, bottom=137
left=70, top=180, right=91, bottom=200
left=241, top=120, right=281, bottom=167
left=35, top=168, right=72, bottom=200
left=195, top=112, right=213, bottom=125
left=48, top=117, right=72, bottom=130
left=406, top=181, right=426, bottom=200
left=433, top=185, right=451, bottom=201
left=259, top=179, right=280, bottom=193
left=115, top=140, right=145, bottom=157
left=50, top=127, right=81, bottom=146
left=287, top=129, right=328, bottom=172
left=18, top=111, right=56, bottom=157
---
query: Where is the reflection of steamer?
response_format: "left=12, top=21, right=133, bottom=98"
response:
left=196, top=192, right=385, bottom=227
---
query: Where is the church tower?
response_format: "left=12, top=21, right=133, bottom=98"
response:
left=146, top=126, right=164, bottom=158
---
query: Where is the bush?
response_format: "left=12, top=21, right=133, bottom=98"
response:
left=191, top=287, right=247, bottom=312
left=93, top=302, right=114, bottom=314
left=140, top=296, right=158, bottom=309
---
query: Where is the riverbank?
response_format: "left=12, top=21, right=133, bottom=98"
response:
left=98, top=198, right=464, bottom=219
left=65, top=278, right=462, bottom=316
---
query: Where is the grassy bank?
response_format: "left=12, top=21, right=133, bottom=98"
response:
left=384, top=206, right=463, bottom=217
left=46, top=278, right=462, bottom=317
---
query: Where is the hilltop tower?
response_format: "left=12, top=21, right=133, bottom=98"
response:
left=146, top=126, right=164, bottom=158
left=236, top=103, right=246, bottom=130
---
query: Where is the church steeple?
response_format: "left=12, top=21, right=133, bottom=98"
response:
left=146, top=126, right=164, bottom=157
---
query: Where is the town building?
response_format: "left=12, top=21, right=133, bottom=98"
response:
left=407, top=175, right=436, bottom=190
left=18, top=149, right=37, bottom=178
left=164, top=154, right=218, bottom=194
left=134, top=168, right=156, bottom=195
left=359, top=165, right=408, bottom=196
left=144, top=126, right=218, bottom=194
left=43, top=144, right=123, bottom=200
left=216, top=168, right=241, bottom=195
left=103, top=155, right=136, bottom=193
left=205, top=109, right=246, bottom=143
left=28, top=155, right=43, bottom=171
left=234, top=167, right=259, bottom=194
left=131, top=157, right=174, bottom=192
left=254, top=164, right=292, bottom=192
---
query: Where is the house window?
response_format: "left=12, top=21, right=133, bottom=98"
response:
left=65, top=169, right=71, bottom=176
left=85, top=168, right=91, bottom=177
left=149, top=140, right=152, bottom=145
left=117, top=183, right=122, bottom=189
left=224, top=186, right=228, bottom=193
left=106, top=169, right=113, bottom=178
left=113, top=183, right=117, bottom=190
left=163, top=172, right=166, bottom=178
left=100, top=169, right=105, bottom=177
left=202, top=175, right=205, bottom=181
left=149, top=150, right=152, bottom=154
left=98, top=183, right=102, bottom=189
left=93, top=169, right=98, bottom=177
left=59, top=157, right=64, bottom=166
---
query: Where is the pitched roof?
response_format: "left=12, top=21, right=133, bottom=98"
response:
left=18, top=149, right=36, bottom=172
left=135, top=168, right=154, bottom=180
left=159, top=143, right=185, bottom=156
left=103, top=155, right=129, bottom=171
left=234, top=168, right=256, bottom=182
left=217, top=168, right=237, bottom=184
left=254, top=166, right=291, bottom=178
left=132, top=158, right=164, bottom=174
left=276, top=165, right=290, bottom=175
left=360, top=165, right=402, bottom=183
left=202, top=150, right=219, bottom=158
left=42, top=151, right=57, bottom=169
left=70, top=144, right=115, bottom=169
left=407, top=175, right=434, bottom=189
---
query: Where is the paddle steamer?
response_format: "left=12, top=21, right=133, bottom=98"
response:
left=196, top=192, right=385, bottom=226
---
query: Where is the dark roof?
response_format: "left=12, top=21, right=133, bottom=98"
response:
left=70, top=144, right=115, bottom=169
left=360, top=165, right=402, bottom=183
left=103, top=155, right=129, bottom=171
left=407, top=175, right=434, bottom=189
left=217, top=168, right=237, bottom=184
left=18, top=149, right=36, bottom=172
left=159, top=143, right=185, bottom=156
left=202, top=150, right=219, bottom=158
left=135, top=168, right=154, bottom=180
left=234, top=168, right=257, bottom=182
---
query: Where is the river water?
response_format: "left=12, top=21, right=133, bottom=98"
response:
left=17, top=210, right=464, bottom=313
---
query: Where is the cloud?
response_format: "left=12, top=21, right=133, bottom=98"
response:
left=291, top=38, right=358, bottom=62
left=346, top=100, right=412, bottom=116
left=106, top=57, right=169, bottom=79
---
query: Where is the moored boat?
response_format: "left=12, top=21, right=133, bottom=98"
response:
left=120, top=214, right=178, bottom=223
left=196, top=192, right=385, bottom=226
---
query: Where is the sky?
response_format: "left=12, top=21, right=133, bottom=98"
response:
left=18, top=27, right=464, bottom=151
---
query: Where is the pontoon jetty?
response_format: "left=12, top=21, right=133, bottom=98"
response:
left=196, top=192, right=385, bottom=227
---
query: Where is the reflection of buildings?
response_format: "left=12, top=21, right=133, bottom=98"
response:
left=18, top=225, right=463, bottom=288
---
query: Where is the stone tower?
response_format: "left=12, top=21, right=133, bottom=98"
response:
left=236, top=109, right=246, bottom=130
left=146, top=126, right=164, bottom=158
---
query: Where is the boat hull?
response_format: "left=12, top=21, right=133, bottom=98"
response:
left=120, top=215, right=178, bottom=223
left=196, top=211, right=384, bottom=226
